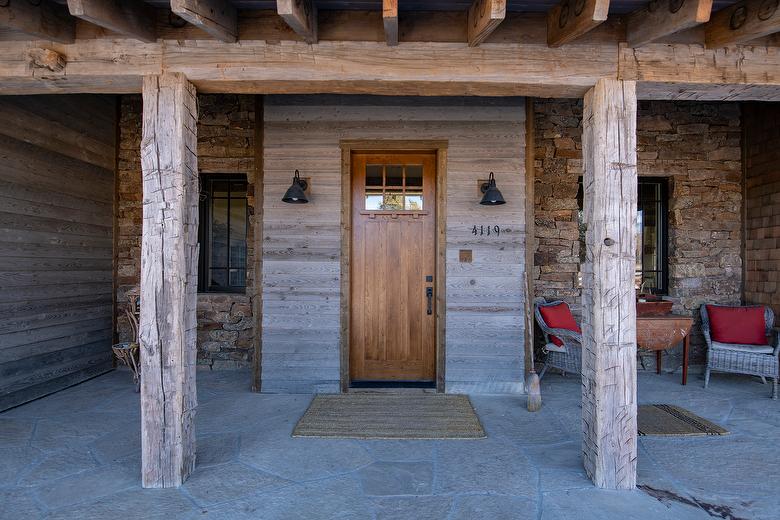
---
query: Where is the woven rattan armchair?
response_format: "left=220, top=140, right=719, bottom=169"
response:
left=700, top=304, right=779, bottom=399
left=534, top=298, right=582, bottom=379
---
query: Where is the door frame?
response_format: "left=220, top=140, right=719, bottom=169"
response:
left=339, top=140, right=448, bottom=393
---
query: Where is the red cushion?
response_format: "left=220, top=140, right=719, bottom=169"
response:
left=706, top=305, right=767, bottom=345
left=539, top=303, right=581, bottom=346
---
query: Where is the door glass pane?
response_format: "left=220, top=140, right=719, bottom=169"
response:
left=386, top=165, right=403, bottom=187
left=365, top=189, right=383, bottom=210
left=405, top=193, right=423, bottom=210
left=211, top=198, right=229, bottom=268
left=366, top=165, right=383, bottom=187
left=383, top=191, right=404, bottom=210
left=405, top=165, right=423, bottom=187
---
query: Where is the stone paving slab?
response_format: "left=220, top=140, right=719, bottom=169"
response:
left=0, top=369, right=778, bottom=519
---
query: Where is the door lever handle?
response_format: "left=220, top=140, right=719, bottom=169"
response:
left=426, top=287, right=433, bottom=315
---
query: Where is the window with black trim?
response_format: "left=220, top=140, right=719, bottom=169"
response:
left=577, top=177, right=669, bottom=294
left=198, top=175, right=248, bottom=293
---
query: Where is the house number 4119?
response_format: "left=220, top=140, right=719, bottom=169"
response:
left=472, top=225, right=501, bottom=237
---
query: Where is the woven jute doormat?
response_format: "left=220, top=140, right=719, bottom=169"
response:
left=638, top=404, right=729, bottom=436
left=293, top=393, right=486, bottom=439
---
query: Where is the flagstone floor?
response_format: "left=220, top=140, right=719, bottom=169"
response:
left=1, top=368, right=778, bottom=520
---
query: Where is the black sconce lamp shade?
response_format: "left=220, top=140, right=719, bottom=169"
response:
left=480, top=172, right=506, bottom=205
left=282, top=169, right=309, bottom=204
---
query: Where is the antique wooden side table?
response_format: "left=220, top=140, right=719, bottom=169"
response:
left=636, top=315, right=694, bottom=385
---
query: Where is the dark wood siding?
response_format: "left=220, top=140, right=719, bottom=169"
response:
left=0, top=95, right=116, bottom=411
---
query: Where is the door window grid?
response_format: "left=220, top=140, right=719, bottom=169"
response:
left=365, top=164, right=424, bottom=211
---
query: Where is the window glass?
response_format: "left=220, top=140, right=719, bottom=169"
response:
left=198, top=176, right=249, bottom=293
left=363, top=162, right=425, bottom=211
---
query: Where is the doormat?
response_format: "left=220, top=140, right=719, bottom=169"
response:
left=293, top=393, right=486, bottom=439
left=638, top=404, right=729, bottom=436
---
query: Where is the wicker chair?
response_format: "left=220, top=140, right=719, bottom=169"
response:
left=700, top=304, right=779, bottom=399
left=534, top=298, right=582, bottom=378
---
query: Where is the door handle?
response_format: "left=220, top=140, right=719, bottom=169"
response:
left=426, top=287, right=433, bottom=315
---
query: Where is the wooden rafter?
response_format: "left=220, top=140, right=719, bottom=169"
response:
left=170, top=0, right=237, bottom=43
left=467, top=0, right=507, bottom=47
left=66, top=0, right=156, bottom=43
left=547, top=0, right=610, bottom=47
left=627, top=0, right=713, bottom=48
left=705, top=0, right=780, bottom=48
left=383, top=0, right=398, bottom=46
left=0, top=0, right=75, bottom=43
left=277, top=0, right=318, bottom=44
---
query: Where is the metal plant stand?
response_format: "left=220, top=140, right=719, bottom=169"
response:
left=112, top=302, right=141, bottom=392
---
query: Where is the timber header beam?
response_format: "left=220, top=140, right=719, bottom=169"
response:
left=467, top=0, right=507, bottom=47
left=547, top=0, right=610, bottom=47
left=626, top=0, right=713, bottom=48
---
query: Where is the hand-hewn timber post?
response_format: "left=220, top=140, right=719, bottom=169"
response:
left=139, top=72, right=199, bottom=488
left=581, top=78, right=638, bottom=490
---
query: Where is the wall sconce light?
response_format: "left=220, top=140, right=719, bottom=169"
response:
left=480, top=172, right=506, bottom=205
left=282, top=169, right=309, bottom=204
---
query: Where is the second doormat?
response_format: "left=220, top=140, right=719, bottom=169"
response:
left=293, top=393, right=486, bottom=439
left=638, top=404, right=729, bottom=436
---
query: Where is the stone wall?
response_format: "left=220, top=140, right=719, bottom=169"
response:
left=116, top=94, right=258, bottom=369
left=533, top=99, right=743, bottom=364
left=744, top=103, right=780, bottom=317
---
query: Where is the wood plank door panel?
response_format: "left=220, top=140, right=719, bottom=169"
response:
left=350, top=152, right=436, bottom=382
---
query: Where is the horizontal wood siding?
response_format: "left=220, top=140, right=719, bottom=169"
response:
left=262, top=96, right=525, bottom=394
left=0, top=95, right=116, bottom=411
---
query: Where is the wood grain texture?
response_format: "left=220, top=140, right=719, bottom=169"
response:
left=277, top=0, right=318, bottom=43
left=139, top=73, right=198, bottom=488
left=627, top=0, right=713, bottom=47
left=0, top=95, right=115, bottom=412
left=581, top=78, right=638, bottom=490
left=467, top=0, right=507, bottom=47
left=66, top=0, right=156, bottom=42
left=705, top=0, right=780, bottom=48
left=262, top=97, right=525, bottom=394
left=171, top=0, right=237, bottom=43
left=547, top=0, right=610, bottom=47
left=0, top=0, right=74, bottom=43
left=383, top=0, right=398, bottom=46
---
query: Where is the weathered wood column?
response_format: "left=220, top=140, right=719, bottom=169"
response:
left=580, top=78, right=638, bottom=490
left=139, top=72, right=199, bottom=488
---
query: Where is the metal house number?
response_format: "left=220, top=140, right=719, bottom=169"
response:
left=472, top=225, right=501, bottom=237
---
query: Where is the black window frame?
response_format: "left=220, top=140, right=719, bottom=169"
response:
left=198, top=174, right=249, bottom=294
left=577, top=177, right=669, bottom=295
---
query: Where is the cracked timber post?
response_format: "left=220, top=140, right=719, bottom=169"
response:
left=139, top=73, right=199, bottom=488
left=581, top=78, right=638, bottom=490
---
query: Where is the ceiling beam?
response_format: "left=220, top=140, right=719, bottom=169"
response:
left=467, top=0, right=507, bottom=47
left=0, top=0, right=75, bottom=43
left=705, top=0, right=780, bottom=48
left=547, top=0, right=610, bottom=47
left=170, top=0, right=237, bottom=43
left=383, top=0, right=398, bottom=46
left=627, top=0, right=713, bottom=48
left=277, top=0, right=318, bottom=44
left=66, top=0, right=156, bottom=42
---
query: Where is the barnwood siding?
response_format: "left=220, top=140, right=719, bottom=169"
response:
left=0, top=95, right=116, bottom=411
left=262, top=96, right=525, bottom=394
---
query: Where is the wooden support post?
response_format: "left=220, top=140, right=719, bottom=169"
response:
left=139, top=72, right=199, bottom=489
left=581, top=78, right=638, bottom=490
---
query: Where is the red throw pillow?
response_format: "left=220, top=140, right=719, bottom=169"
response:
left=706, top=305, right=767, bottom=345
left=539, top=303, right=581, bottom=346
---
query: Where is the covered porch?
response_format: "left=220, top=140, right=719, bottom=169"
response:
left=1, top=369, right=778, bottom=519
left=1, top=0, right=779, bottom=510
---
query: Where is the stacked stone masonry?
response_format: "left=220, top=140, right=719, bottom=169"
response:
left=744, top=103, right=780, bottom=318
left=116, top=94, right=258, bottom=369
left=533, top=99, right=743, bottom=364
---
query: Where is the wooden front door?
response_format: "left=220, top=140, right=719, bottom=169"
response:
left=350, top=152, right=437, bottom=383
